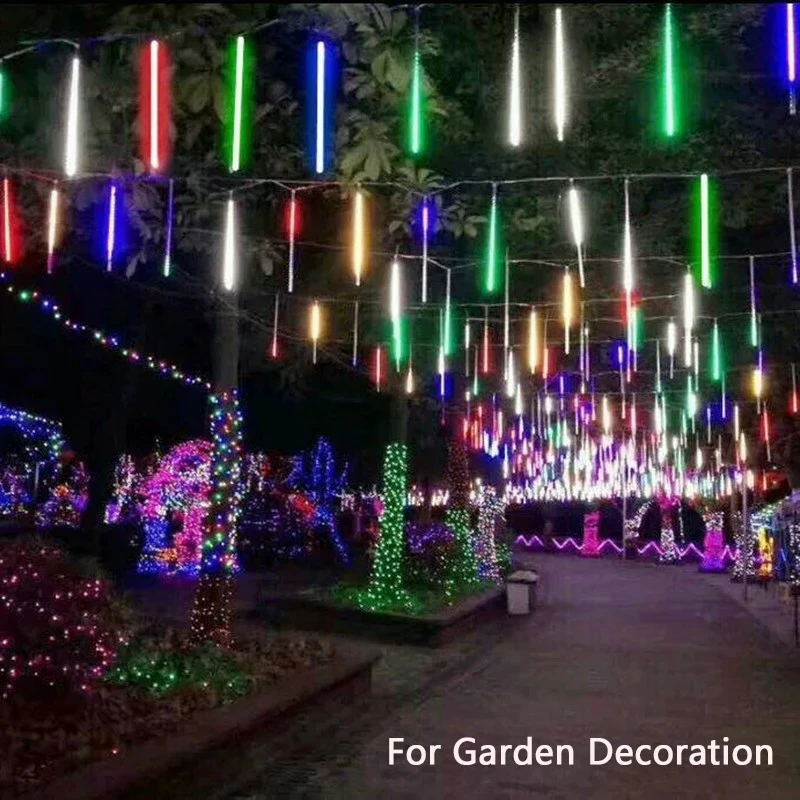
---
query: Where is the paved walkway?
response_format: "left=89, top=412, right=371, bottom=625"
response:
left=149, top=556, right=800, bottom=800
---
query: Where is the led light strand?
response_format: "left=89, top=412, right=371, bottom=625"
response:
left=47, top=184, right=59, bottom=274
left=789, top=3, right=797, bottom=114
left=222, top=193, right=236, bottom=291
left=409, top=12, right=424, bottom=156
left=528, top=308, right=538, bottom=374
left=149, top=40, right=160, bottom=171
left=314, top=40, right=327, bottom=174
left=64, top=56, right=80, bottom=177
left=789, top=168, right=798, bottom=284
left=508, top=5, right=521, bottom=147
left=568, top=181, right=585, bottom=287
left=699, top=173, right=711, bottom=288
left=106, top=184, right=117, bottom=272
left=553, top=6, right=567, bottom=142
left=0, top=271, right=209, bottom=388
left=486, top=185, right=500, bottom=294
left=421, top=197, right=430, bottom=302
left=310, top=300, right=321, bottom=364
left=163, top=178, right=174, bottom=278
left=270, top=292, right=280, bottom=359
left=231, top=35, right=245, bottom=172
left=352, top=188, right=365, bottom=287
left=352, top=300, right=359, bottom=366
left=663, top=3, right=677, bottom=137
left=444, top=267, right=452, bottom=356
left=749, top=255, right=758, bottom=347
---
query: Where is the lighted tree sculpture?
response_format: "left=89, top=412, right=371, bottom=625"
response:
left=443, top=428, right=478, bottom=595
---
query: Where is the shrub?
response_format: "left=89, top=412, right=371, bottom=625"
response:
left=0, top=537, right=127, bottom=704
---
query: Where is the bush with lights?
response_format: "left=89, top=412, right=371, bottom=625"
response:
left=0, top=537, right=128, bottom=705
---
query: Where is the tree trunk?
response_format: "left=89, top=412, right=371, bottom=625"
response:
left=82, top=303, right=152, bottom=556
left=189, top=291, right=240, bottom=646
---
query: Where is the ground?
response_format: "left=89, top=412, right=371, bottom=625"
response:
left=127, top=554, right=800, bottom=800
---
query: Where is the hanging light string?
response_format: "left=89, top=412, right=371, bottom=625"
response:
left=0, top=270, right=209, bottom=388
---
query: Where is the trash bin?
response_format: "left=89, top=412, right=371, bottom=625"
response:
left=506, top=570, right=538, bottom=615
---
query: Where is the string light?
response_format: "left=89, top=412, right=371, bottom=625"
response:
left=508, top=5, right=521, bottom=147
left=663, top=3, right=677, bottom=137
left=222, top=193, right=236, bottom=291
left=734, top=402, right=740, bottom=441
left=485, top=185, right=500, bottom=293
left=0, top=271, right=210, bottom=388
left=749, top=256, right=758, bottom=346
left=405, top=364, right=414, bottom=394
left=64, top=55, right=80, bottom=177
left=793, top=362, right=798, bottom=414
left=0, top=64, right=5, bottom=121
left=374, top=345, right=383, bottom=390
left=106, top=184, right=117, bottom=272
left=553, top=7, right=567, bottom=142
left=568, top=182, right=585, bottom=287
left=528, top=308, right=538, bottom=373
left=482, top=306, right=490, bottom=374
left=163, top=178, right=174, bottom=278
left=352, top=189, right=366, bottom=286
left=46, top=184, right=59, bottom=274
left=602, top=394, right=611, bottom=435
left=310, top=300, right=321, bottom=364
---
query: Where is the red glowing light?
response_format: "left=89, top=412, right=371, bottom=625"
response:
left=283, top=196, right=303, bottom=240
left=2, top=177, right=20, bottom=265
left=138, top=41, right=171, bottom=172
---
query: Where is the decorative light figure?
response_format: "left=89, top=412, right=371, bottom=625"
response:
left=352, top=189, right=365, bottom=286
left=528, top=308, right=538, bottom=373
left=222, top=193, right=236, bottom=291
left=314, top=40, right=327, bottom=174
left=47, top=184, right=59, bottom=274
left=64, top=56, right=80, bottom=177
left=106, top=184, right=117, bottom=272
left=508, top=5, right=522, bottom=147
left=310, top=301, right=321, bottom=364
left=553, top=7, right=567, bottom=142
